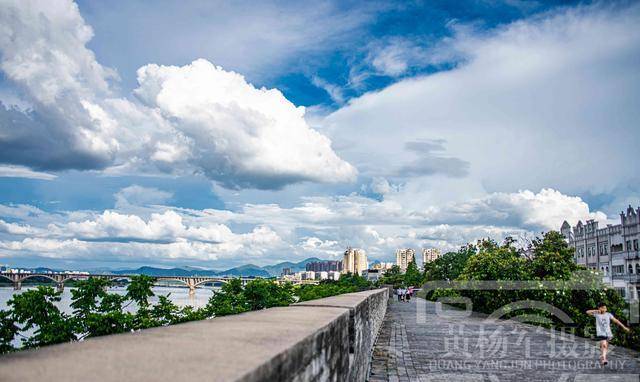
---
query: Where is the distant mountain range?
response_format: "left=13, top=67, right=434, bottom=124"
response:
left=109, top=257, right=325, bottom=278
left=6, top=257, right=331, bottom=278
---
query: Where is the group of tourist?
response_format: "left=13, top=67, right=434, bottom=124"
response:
left=395, top=286, right=413, bottom=302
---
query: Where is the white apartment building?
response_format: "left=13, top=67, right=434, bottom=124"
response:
left=422, top=248, right=441, bottom=265
left=561, top=205, right=640, bottom=301
left=395, top=248, right=415, bottom=273
left=343, top=247, right=368, bottom=275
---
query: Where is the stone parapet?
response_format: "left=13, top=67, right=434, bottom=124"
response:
left=0, top=289, right=389, bottom=382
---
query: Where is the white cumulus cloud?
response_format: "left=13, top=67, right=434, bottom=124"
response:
left=134, top=59, right=356, bottom=189
left=0, top=0, right=355, bottom=190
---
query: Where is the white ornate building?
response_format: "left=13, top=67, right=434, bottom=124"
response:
left=561, top=205, right=640, bottom=301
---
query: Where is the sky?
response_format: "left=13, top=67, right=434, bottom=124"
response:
left=0, top=0, right=638, bottom=270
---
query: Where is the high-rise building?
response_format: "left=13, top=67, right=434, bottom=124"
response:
left=422, top=248, right=441, bottom=264
left=560, top=205, right=640, bottom=301
left=395, top=248, right=415, bottom=273
left=306, top=260, right=342, bottom=272
left=342, top=247, right=368, bottom=275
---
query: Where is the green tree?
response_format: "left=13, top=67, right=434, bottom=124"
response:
left=243, top=279, right=295, bottom=310
left=70, top=277, right=112, bottom=317
left=205, top=278, right=249, bottom=317
left=426, top=244, right=476, bottom=281
left=0, top=310, right=17, bottom=354
left=8, top=286, right=76, bottom=348
left=151, top=295, right=181, bottom=325
left=86, top=292, right=132, bottom=337
left=529, top=231, right=577, bottom=280
left=404, top=258, right=423, bottom=287
left=380, top=265, right=403, bottom=287
left=126, top=275, right=156, bottom=308
left=459, top=239, right=529, bottom=281
left=297, top=273, right=372, bottom=302
left=457, top=239, right=529, bottom=314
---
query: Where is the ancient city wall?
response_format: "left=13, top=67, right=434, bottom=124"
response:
left=0, top=288, right=389, bottom=382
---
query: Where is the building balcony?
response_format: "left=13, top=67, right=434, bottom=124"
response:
left=611, top=251, right=639, bottom=262
left=625, top=251, right=640, bottom=260
left=612, top=274, right=640, bottom=283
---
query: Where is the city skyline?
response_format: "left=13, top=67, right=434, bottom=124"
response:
left=0, top=0, right=639, bottom=269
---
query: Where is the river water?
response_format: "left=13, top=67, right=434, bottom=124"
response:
left=1, top=285, right=218, bottom=348
left=0, top=285, right=217, bottom=313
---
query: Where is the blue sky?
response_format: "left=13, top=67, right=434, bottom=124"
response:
left=0, top=0, right=638, bottom=269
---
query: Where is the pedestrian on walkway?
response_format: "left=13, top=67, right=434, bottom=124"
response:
left=586, top=302, right=630, bottom=366
left=396, top=287, right=402, bottom=302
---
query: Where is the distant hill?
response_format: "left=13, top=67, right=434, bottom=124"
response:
left=216, top=264, right=271, bottom=278
left=112, top=266, right=219, bottom=277
left=13, top=257, right=336, bottom=278
left=261, top=257, right=323, bottom=276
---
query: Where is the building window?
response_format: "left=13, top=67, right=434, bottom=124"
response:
left=634, top=239, right=639, bottom=251
left=605, top=266, right=609, bottom=275
left=636, top=264, right=640, bottom=274
left=629, top=264, right=634, bottom=274
left=612, top=265, right=625, bottom=275
left=627, top=240, right=632, bottom=251
left=616, top=288, right=626, bottom=298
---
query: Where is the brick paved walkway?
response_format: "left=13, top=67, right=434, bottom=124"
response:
left=369, top=298, right=640, bottom=382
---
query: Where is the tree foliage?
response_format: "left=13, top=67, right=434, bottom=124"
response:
left=8, top=286, right=76, bottom=349
left=421, top=233, right=637, bottom=351
left=404, top=258, right=423, bottom=287
left=0, top=310, right=18, bottom=354
left=424, top=244, right=476, bottom=281
left=297, top=273, right=372, bottom=302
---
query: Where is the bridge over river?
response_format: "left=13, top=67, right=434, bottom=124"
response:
left=369, top=298, right=640, bottom=381
left=0, top=271, right=258, bottom=292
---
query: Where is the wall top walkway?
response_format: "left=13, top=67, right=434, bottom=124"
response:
left=0, top=288, right=389, bottom=382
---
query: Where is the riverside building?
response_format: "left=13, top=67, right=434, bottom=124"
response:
left=561, top=205, right=640, bottom=301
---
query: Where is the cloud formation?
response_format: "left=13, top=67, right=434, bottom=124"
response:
left=0, top=187, right=606, bottom=266
left=134, top=60, right=356, bottom=189
left=325, top=2, right=640, bottom=197
left=0, top=0, right=355, bottom=190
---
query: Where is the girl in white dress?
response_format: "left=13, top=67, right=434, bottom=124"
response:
left=586, top=302, right=630, bottom=366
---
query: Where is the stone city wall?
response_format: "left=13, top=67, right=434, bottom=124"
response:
left=0, top=288, right=389, bottom=382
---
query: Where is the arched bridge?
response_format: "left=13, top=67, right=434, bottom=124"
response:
left=0, top=272, right=258, bottom=292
